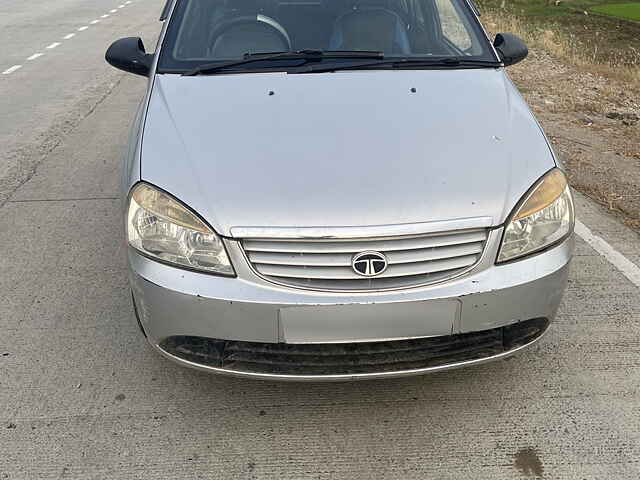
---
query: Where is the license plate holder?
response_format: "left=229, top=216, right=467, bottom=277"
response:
left=278, top=300, right=460, bottom=344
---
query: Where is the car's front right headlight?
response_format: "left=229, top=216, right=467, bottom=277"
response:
left=127, top=183, right=234, bottom=275
left=497, top=168, right=574, bottom=263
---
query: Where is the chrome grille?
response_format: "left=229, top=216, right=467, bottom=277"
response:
left=241, top=229, right=488, bottom=291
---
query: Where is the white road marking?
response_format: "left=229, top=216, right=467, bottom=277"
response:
left=575, top=220, right=640, bottom=287
left=2, top=65, right=22, bottom=75
left=3, top=3, right=134, bottom=77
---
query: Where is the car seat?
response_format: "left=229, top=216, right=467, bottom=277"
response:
left=329, top=0, right=411, bottom=54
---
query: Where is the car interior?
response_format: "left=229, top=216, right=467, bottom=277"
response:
left=170, top=0, right=484, bottom=60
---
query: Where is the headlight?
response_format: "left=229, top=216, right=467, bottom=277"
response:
left=497, top=168, right=574, bottom=263
left=127, top=183, right=234, bottom=275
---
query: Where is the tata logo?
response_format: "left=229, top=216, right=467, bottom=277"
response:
left=351, top=251, right=388, bottom=277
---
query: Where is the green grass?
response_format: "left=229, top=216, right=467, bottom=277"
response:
left=591, top=3, right=640, bottom=21
left=479, top=0, right=640, bottom=19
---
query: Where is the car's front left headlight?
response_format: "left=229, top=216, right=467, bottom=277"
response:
left=127, top=183, right=234, bottom=275
left=497, top=168, right=574, bottom=263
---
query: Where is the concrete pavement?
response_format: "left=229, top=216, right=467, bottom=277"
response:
left=1, top=1, right=640, bottom=479
left=0, top=0, right=158, bottom=202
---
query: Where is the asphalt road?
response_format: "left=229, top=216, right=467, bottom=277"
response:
left=1, top=2, right=640, bottom=479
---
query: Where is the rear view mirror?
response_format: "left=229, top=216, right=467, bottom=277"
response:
left=105, top=37, right=153, bottom=76
left=493, top=33, right=528, bottom=66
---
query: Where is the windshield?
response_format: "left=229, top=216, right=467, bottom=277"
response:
left=158, top=0, right=497, bottom=73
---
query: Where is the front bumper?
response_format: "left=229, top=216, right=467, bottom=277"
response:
left=129, top=230, right=573, bottom=380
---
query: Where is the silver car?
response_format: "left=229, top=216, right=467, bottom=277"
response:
left=106, top=0, right=574, bottom=380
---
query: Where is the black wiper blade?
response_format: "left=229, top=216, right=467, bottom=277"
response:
left=183, top=52, right=299, bottom=76
left=316, top=50, right=385, bottom=57
left=296, top=57, right=501, bottom=73
left=420, top=58, right=501, bottom=66
left=182, top=50, right=384, bottom=76
left=424, top=58, right=502, bottom=66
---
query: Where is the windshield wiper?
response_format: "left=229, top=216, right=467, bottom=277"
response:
left=295, top=57, right=502, bottom=73
left=182, top=50, right=384, bottom=76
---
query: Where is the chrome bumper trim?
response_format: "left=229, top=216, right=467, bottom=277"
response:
left=230, top=216, right=494, bottom=240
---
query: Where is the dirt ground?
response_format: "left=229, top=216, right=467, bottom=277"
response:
left=507, top=48, right=640, bottom=229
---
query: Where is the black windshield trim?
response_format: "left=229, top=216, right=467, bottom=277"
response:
left=159, top=62, right=501, bottom=76
left=161, top=57, right=501, bottom=75
left=290, top=58, right=502, bottom=74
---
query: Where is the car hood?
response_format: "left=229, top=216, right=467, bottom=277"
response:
left=141, top=69, right=555, bottom=237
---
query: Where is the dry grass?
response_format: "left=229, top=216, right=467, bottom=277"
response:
left=482, top=10, right=640, bottom=86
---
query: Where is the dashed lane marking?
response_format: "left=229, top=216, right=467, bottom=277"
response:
left=2, top=1, right=136, bottom=75
left=2, top=65, right=22, bottom=75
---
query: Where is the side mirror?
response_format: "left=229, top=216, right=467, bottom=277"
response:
left=105, top=37, right=153, bottom=76
left=493, top=33, right=528, bottom=66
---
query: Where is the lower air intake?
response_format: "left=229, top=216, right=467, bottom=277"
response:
left=159, top=318, right=549, bottom=377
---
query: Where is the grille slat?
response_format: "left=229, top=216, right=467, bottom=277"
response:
left=242, top=228, right=488, bottom=291
left=387, top=243, right=484, bottom=264
left=255, top=254, right=479, bottom=280
left=248, top=251, right=353, bottom=267
left=243, top=231, right=487, bottom=254
left=247, top=242, right=484, bottom=267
